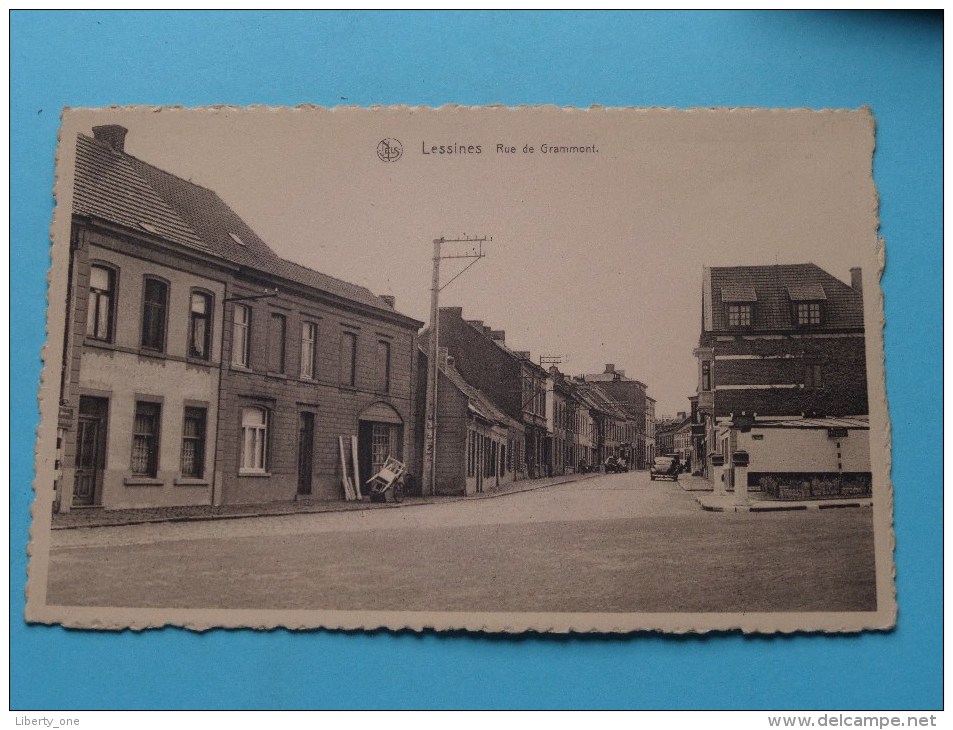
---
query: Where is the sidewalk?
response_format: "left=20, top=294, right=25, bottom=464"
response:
left=677, top=474, right=872, bottom=512
left=50, top=470, right=603, bottom=530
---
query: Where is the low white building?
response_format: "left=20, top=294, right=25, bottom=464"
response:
left=717, top=416, right=871, bottom=498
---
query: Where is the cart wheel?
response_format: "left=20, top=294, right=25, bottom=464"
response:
left=393, top=479, right=405, bottom=504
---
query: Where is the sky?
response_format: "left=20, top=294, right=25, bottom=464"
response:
left=58, top=107, right=880, bottom=416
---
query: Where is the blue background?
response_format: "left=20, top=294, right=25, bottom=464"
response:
left=10, top=11, right=942, bottom=710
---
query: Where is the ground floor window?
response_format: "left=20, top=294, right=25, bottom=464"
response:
left=180, top=406, right=207, bottom=478
left=467, top=429, right=476, bottom=477
left=131, top=401, right=161, bottom=477
left=240, top=406, right=268, bottom=474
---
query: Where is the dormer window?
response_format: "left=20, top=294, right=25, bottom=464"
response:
left=787, top=284, right=827, bottom=327
left=720, top=285, right=757, bottom=329
left=796, top=302, right=822, bottom=326
left=727, top=304, right=752, bottom=327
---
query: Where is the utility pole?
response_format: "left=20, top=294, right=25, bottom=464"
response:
left=422, top=234, right=489, bottom=496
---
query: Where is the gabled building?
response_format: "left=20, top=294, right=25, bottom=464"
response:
left=545, top=366, right=582, bottom=475
left=574, top=388, right=600, bottom=470
left=430, top=308, right=548, bottom=478
left=416, top=346, right=524, bottom=496
left=572, top=379, right=632, bottom=466
left=693, top=263, right=871, bottom=497
left=56, top=125, right=422, bottom=512
left=579, top=365, right=650, bottom=468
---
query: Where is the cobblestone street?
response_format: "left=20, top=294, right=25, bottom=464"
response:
left=46, top=471, right=877, bottom=613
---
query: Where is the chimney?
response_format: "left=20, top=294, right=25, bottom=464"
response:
left=489, top=330, right=505, bottom=343
left=92, top=124, right=128, bottom=153
left=850, top=267, right=863, bottom=296
left=379, top=294, right=396, bottom=308
left=604, top=364, right=615, bottom=374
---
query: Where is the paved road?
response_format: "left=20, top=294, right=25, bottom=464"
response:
left=52, top=470, right=698, bottom=549
left=46, top=470, right=878, bottom=613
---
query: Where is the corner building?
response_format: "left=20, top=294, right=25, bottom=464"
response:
left=57, top=125, right=422, bottom=512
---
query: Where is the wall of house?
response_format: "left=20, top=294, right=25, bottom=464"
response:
left=434, top=372, right=468, bottom=496
left=438, top=308, right=521, bottom=420
left=589, top=379, right=647, bottom=467
left=216, top=277, right=417, bottom=505
left=736, top=426, right=871, bottom=474
left=60, top=227, right=226, bottom=511
left=710, top=335, right=868, bottom=418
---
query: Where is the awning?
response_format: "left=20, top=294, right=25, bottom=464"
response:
left=786, top=284, right=827, bottom=301
left=720, top=285, right=757, bottom=302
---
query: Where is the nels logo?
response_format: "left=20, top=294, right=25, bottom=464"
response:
left=377, top=138, right=403, bottom=163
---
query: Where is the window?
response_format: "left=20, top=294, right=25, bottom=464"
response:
left=188, top=291, right=212, bottom=360
left=87, top=265, right=115, bottom=342
left=141, top=277, right=169, bottom=351
left=269, top=313, right=286, bottom=373
left=240, top=407, right=268, bottom=473
left=702, top=361, right=712, bottom=391
left=180, top=407, right=207, bottom=478
left=300, top=322, right=318, bottom=379
left=805, top=364, right=824, bottom=388
left=340, top=331, right=357, bottom=386
left=727, top=303, right=752, bottom=327
left=467, top=430, right=475, bottom=477
left=377, top=340, right=392, bottom=392
left=796, top=302, right=822, bottom=326
left=232, top=304, right=251, bottom=367
left=131, top=401, right=161, bottom=477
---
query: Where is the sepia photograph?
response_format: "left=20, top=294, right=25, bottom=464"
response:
left=28, top=105, right=894, bottom=633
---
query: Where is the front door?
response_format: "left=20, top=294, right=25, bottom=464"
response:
left=73, top=396, right=108, bottom=507
left=371, top=423, right=391, bottom=475
left=297, top=412, right=315, bottom=496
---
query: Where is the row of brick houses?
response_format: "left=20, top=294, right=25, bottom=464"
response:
left=417, top=308, right=654, bottom=496
left=690, top=263, right=872, bottom=498
left=54, top=124, right=658, bottom=512
left=55, top=126, right=423, bottom=513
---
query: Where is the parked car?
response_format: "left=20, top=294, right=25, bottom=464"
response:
left=650, top=456, right=679, bottom=481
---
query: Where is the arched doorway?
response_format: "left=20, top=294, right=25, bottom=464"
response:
left=357, top=402, right=404, bottom=485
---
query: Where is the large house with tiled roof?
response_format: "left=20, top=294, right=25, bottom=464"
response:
left=693, top=263, right=872, bottom=498
left=578, top=364, right=649, bottom=468
left=415, top=345, right=524, bottom=496
left=425, top=307, right=549, bottom=479
left=56, top=125, right=422, bottom=512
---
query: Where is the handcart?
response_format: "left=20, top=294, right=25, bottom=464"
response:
left=365, top=456, right=407, bottom=503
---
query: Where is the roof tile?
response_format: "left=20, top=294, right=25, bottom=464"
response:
left=74, top=134, right=402, bottom=316
left=706, top=264, right=863, bottom=331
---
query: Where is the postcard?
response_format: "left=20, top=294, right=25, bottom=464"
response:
left=27, top=106, right=895, bottom=632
